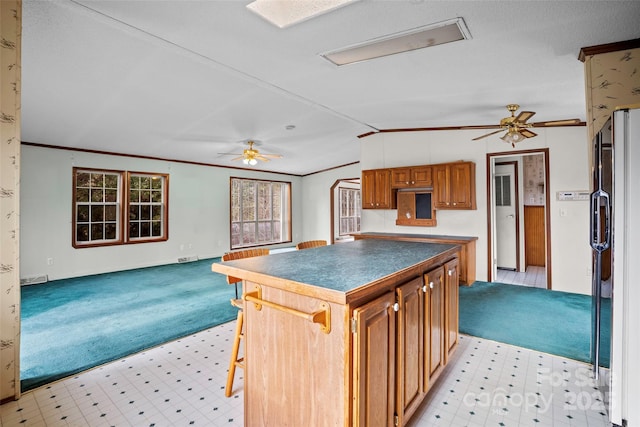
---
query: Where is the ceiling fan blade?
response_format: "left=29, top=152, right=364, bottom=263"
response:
left=230, top=156, right=245, bottom=161
left=261, top=153, right=283, bottom=158
left=520, top=129, right=538, bottom=138
left=472, top=129, right=504, bottom=141
left=218, top=152, right=243, bottom=156
left=255, top=155, right=271, bottom=162
left=531, top=118, right=582, bottom=127
left=514, top=111, right=536, bottom=124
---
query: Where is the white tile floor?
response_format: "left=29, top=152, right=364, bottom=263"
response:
left=1, top=322, right=610, bottom=427
left=496, top=266, right=547, bottom=289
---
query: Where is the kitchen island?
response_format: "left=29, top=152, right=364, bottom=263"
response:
left=212, top=239, right=461, bottom=426
left=352, top=232, right=478, bottom=285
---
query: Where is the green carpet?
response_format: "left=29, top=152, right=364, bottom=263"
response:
left=20, top=257, right=235, bottom=392
left=459, top=281, right=610, bottom=367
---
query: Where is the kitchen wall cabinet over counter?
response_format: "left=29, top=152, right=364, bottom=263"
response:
left=362, top=161, right=476, bottom=211
left=433, top=161, right=476, bottom=210
left=211, top=239, right=460, bottom=426
left=362, top=168, right=396, bottom=209
left=391, top=165, right=433, bottom=188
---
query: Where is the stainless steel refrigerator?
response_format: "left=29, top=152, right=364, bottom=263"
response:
left=590, top=106, right=640, bottom=426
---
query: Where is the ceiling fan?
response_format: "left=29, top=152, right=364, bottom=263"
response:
left=472, top=104, right=581, bottom=147
left=220, top=140, right=282, bottom=165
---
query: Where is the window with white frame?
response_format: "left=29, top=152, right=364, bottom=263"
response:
left=230, top=177, right=291, bottom=249
left=338, top=187, right=361, bottom=236
left=73, top=168, right=168, bottom=248
left=494, top=175, right=511, bottom=207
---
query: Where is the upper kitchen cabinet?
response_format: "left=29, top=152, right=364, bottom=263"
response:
left=391, top=166, right=433, bottom=189
left=433, top=161, right=477, bottom=210
left=362, top=169, right=396, bottom=209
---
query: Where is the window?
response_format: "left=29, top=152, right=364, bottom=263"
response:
left=495, top=175, right=511, bottom=207
left=128, top=173, right=166, bottom=241
left=230, top=177, right=291, bottom=249
left=339, top=187, right=361, bottom=236
left=73, top=168, right=168, bottom=248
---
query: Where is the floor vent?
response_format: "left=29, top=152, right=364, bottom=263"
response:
left=21, top=275, right=49, bottom=286
left=177, top=255, right=199, bottom=263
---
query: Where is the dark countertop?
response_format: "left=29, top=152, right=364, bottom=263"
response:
left=212, top=239, right=458, bottom=298
left=352, top=231, right=478, bottom=242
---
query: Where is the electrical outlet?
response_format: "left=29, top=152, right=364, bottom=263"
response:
left=47, top=258, right=54, bottom=265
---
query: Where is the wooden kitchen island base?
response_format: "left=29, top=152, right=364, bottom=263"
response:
left=212, top=239, right=461, bottom=426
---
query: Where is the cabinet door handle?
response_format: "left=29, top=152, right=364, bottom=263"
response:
left=429, top=282, right=434, bottom=289
left=411, top=181, right=415, bottom=184
left=393, top=302, right=399, bottom=312
left=448, top=269, right=453, bottom=276
left=422, top=285, right=427, bottom=293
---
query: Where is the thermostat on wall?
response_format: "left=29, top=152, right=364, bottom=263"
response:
left=557, top=191, right=590, bottom=201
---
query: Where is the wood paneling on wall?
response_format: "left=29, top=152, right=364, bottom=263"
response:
left=524, top=206, right=546, bottom=267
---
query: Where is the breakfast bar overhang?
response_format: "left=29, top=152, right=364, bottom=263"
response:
left=212, top=239, right=461, bottom=426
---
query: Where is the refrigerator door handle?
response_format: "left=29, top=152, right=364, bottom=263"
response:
left=590, top=189, right=611, bottom=253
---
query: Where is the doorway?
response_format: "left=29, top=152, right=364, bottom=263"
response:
left=495, top=162, right=519, bottom=271
left=330, top=178, right=361, bottom=244
left=487, top=149, right=551, bottom=289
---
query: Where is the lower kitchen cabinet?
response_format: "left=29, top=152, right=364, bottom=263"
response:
left=353, top=256, right=459, bottom=427
left=396, top=277, right=426, bottom=425
left=445, top=258, right=460, bottom=359
left=424, top=264, right=445, bottom=386
left=353, top=291, right=397, bottom=427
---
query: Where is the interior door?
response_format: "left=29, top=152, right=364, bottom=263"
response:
left=495, top=163, right=517, bottom=270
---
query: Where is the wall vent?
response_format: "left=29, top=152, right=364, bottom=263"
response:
left=177, top=255, right=199, bottom=263
left=21, top=275, right=49, bottom=286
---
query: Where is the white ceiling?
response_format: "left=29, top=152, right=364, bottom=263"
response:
left=21, top=1, right=640, bottom=175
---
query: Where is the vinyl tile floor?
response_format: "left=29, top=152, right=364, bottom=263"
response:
left=496, top=266, right=547, bottom=289
left=1, top=321, right=611, bottom=427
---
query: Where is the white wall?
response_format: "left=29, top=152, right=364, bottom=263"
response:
left=299, top=163, right=361, bottom=244
left=20, top=145, right=303, bottom=280
left=21, top=128, right=592, bottom=296
left=359, top=127, right=592, bottom=295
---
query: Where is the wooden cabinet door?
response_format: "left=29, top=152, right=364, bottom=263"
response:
left=362, top=169, right=394, bottom=209
left=353, top=291, right=396, bottom=427
left=362, top=169, right=377, bottom=209
left=423, top=266, right=445, bottom=387
left=391, top=166, right=432, bottom=188
left=396, top=277, right=425, bottom=425
left=411, top=166, right=433, bottom=187
left=449, top=162, right=475, bottom=209
left=444, top=258, right=460, bottom=359
left=375, top=169, right=393, bottom=209
left=391, top=167, right=411, bottom=188
left=433, top=165, right=450, bottom=209
left=434, top=162, right=476, bottom=209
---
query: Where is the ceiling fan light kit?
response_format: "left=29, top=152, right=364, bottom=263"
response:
left=224, top=140, right=283, bottom=166
left=472, top=104, right=580, bottom=147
